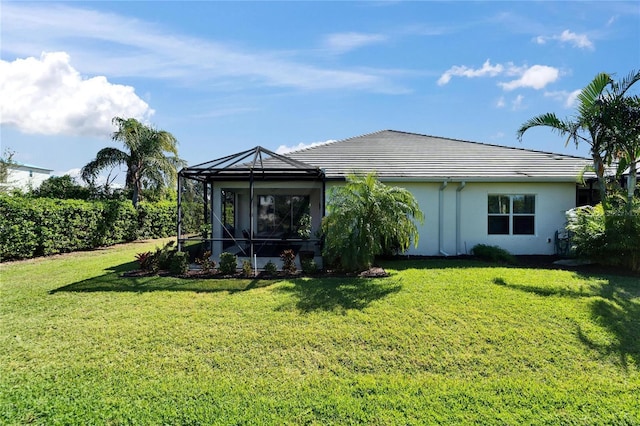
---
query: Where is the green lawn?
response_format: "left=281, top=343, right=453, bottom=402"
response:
left=1, top=239, right=639, bottom=425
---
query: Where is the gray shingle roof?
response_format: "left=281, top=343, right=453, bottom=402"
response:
left=284, top=130, right=593, bottom=182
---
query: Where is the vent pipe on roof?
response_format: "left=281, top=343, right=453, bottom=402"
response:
left=439, top=181, right=449, bottom=256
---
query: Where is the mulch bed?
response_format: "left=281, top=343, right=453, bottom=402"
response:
left=121, top=266, right=390, bottom=280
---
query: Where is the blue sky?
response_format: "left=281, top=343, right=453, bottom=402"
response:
left=1, top=1, right=638, bottom=183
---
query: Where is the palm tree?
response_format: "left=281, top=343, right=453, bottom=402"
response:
left=81, top=117, right=185, bottom=207
left=321, top=172, right=424, bottom=271
left=597, top=71, right=640, bottom=206
left=517, top=71, right=640, bottom=205
left=517, top=73, right=613, bottom=203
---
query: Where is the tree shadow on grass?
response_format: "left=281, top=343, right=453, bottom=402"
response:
left=492, top=272, right=640, bottom=369
left=275, top=277, right=402, bottom=313
left=49, top=261, right=274, bottom=294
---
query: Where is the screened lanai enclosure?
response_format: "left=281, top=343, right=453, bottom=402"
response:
left=177, top=147, right=325, bottom=269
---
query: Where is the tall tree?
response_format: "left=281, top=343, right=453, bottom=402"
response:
left=81, top=117, right=185, bottom=207
left=517, top=73, right=612, bottom=202
left=597, top=71, right=640, bottom=206
left=321, top=172, right=424, bottom=272
left=517, top=71, right=640, bottom=205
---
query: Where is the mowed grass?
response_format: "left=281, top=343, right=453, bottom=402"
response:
left=1, top=240, right=639, bottom=425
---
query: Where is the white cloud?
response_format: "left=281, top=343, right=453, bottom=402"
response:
left=544, top=89, right=581, bottom=108
left=534, top=29, right=594, bottom=50
left=438, top=60, right=559, bottom=91
left=565, top=89, right=581, bottom=107
left=496, top=96, right=506, bottom=108
left=558, top=30, right=593, bottom=49
left=511, top=94, right=524, bottom=110
left=1, top=3, right=403, bottom=94
left=276, top=140, right=336, bottom=154
left=0, top=52, right=153, bottom=137
left=498, top=65, right=559, bottom=91
left=437, top=59, right=504, bottom=85
left=324, top=32, right=387, bottom=54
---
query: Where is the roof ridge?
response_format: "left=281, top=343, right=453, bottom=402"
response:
left=320, top=129, right=592, bottom=161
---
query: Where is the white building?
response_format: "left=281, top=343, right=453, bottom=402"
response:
left=177, top=130, right=596, bottom=265
left=2, top=162, right=52, bottom=191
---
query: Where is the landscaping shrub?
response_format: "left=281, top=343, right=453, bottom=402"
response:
left=280, top=249, right=297, bottom=274
left=567, top=199, right=640, bottom=272
left=195, top=250, right=216, bottom=274
left=155, top=241, right=177, bottom=270
left=301, top=257, right=318, bottom=275
left=471, top=244, right=517, bottom=264
left=0, top=195, right=178, bottom=261
left=242, top=260, right=253, bottom=277
left=263, top=260, right=278, bottom=275
left=219, top=252, right=237, bottom=275
left=137, top=201, right=176, bottom=239
left=135, top=251, right=154, bottom=271
left=169, top=251, right=190, bottom=275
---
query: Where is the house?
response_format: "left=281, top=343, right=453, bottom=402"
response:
left=1, top=162, right=52, bottom=192
left=177, top=130, right=594, bottom=266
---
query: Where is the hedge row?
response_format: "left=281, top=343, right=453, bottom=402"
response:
left=0, top=197, right=183, bottom=261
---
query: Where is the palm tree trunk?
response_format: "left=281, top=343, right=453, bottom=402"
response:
left=628, top=161, right=637, bottom=211
left=132, top=185, right=140, bottom=208
left=593, top=153, right=608, bottom=208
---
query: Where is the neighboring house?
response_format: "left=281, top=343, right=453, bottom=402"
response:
left=1, top=162, right=52, bottom=192
left=177, top=130, right=594, bottom=265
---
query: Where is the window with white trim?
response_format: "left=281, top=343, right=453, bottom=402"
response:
left=487, top=194, right=535, bottom=235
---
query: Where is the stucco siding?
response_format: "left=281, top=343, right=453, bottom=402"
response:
left=327, top=180, right=576, bottom=256
left=459, top=182, right=576, bottom=255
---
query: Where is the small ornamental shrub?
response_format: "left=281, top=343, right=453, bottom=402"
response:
left=567, top=198, right=640, bottom=272
left=280, top=249, right=297, bottom=274
left=301, top=257, right=318, bottom=275
left=156, top=241, right=176, bottom=270
left=263, top=260, right=278, bottom=275
left=471, top=244, right=517, bottom=265
left=195, top=250, right=216, bottom=274
left=135, top=251, right=154, bottom=271
left=219, top=252, right=238, bottom=275
left=242, top=260, right=253, bottom=277
left=169, top=251, right=189, bottom=275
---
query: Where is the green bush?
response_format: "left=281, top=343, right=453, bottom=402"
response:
left=471, top=244, right=517, bottom=265
left=567, top=198, right=640, bottom=272
left=263, top=260, right=278, bottom=275
left=301, top=257, right=318, bottom=275
left=195, top=250, right=216, bottom=273
left=0, top=195, right=178, bottom=261
left=219, top=252, right=237, bottom=275
left=242, top=260, right=253, bottom=277
left=137, top=201, right=176, bottom=239
left=169, top=251, right=190, bottom=275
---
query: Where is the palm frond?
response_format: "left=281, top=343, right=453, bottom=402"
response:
left=80, top=148, right=129, bottom=183
left=610, top=69, right=640, bottom=97
left=576, top=73, right=612, bottom=118
left=516, top=112, right=571, bottom=141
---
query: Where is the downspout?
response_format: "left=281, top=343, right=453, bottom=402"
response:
left=177, top=173, right=182, bottom=251
left=456, top=181, right=466, bottom=255
left=249, top=169, right=254, bottom=260
left=208, top=181, right=214, bottom=254
left=439, top=181, right=449, bottom=256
